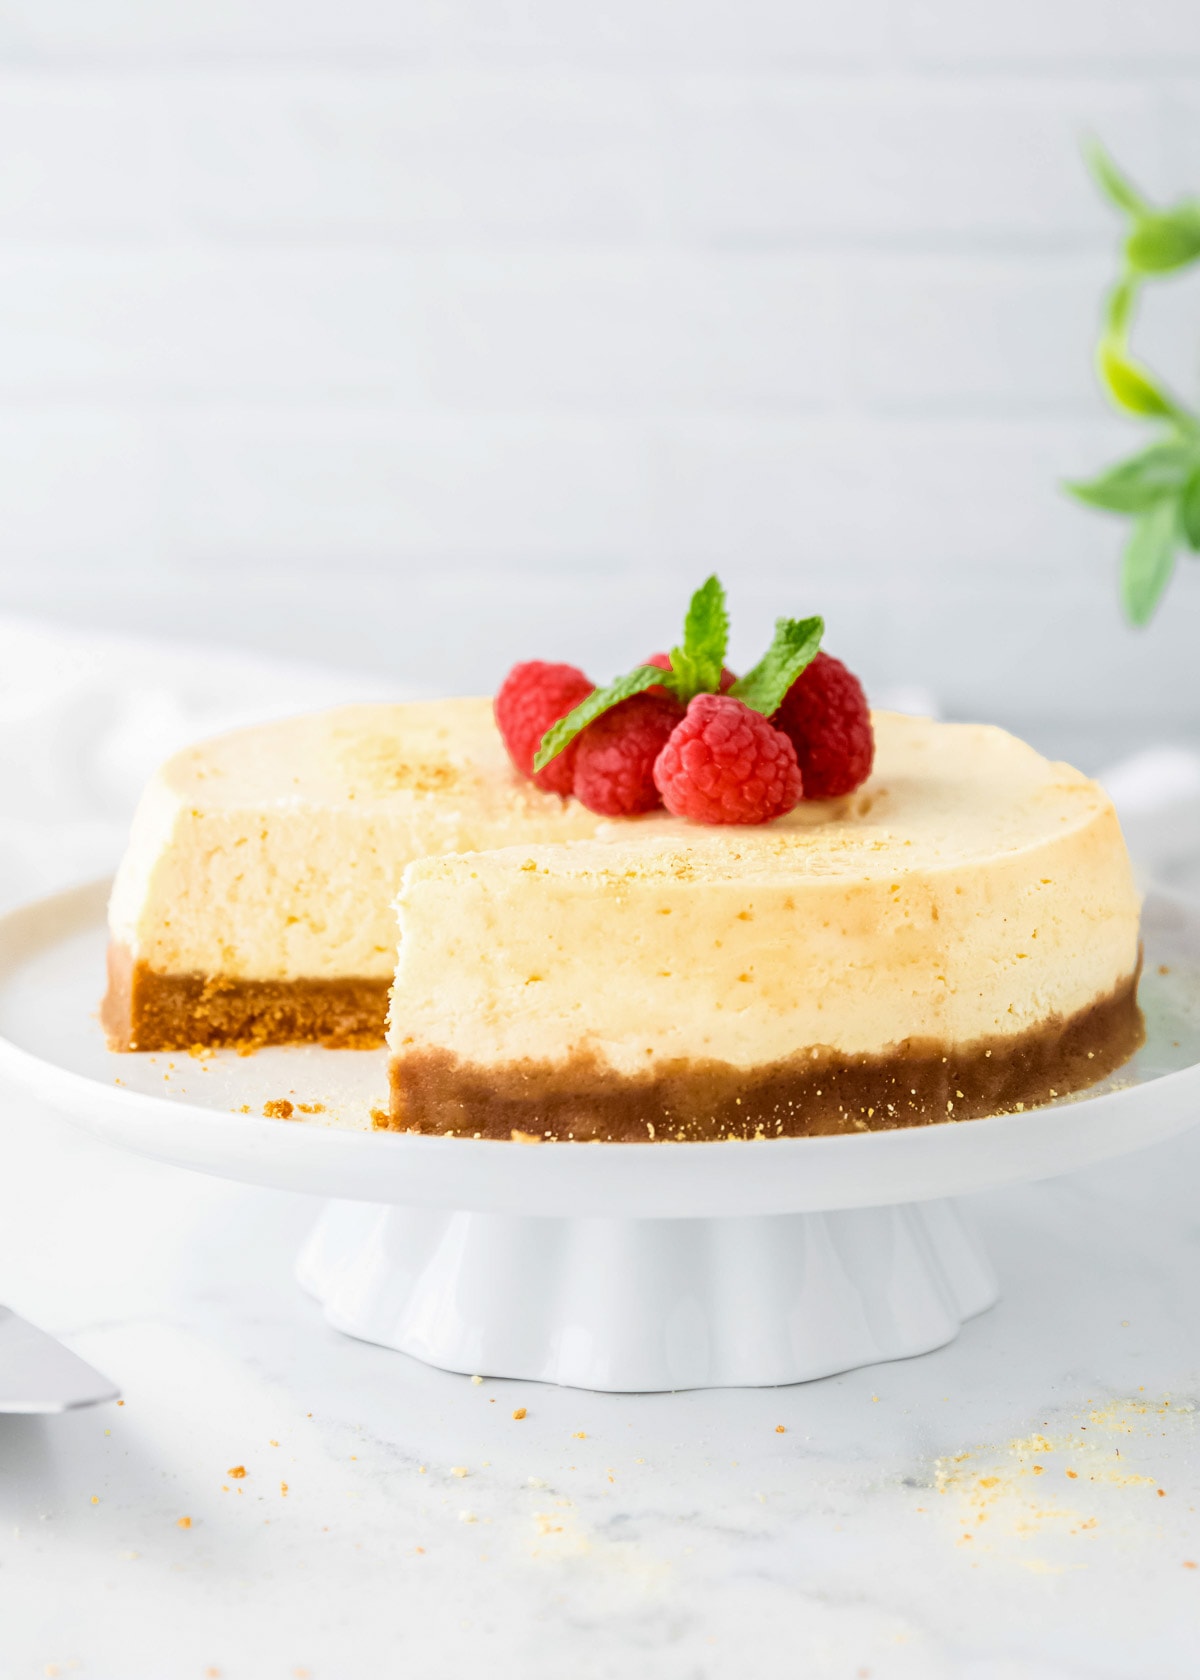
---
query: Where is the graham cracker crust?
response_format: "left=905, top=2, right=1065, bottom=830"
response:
left=385, top=967, right=1144, bottom=1141
left=101, top=942, right=389, bottom=1052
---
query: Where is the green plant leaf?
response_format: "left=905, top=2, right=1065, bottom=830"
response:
left=1126, top=206, right=1200, bottom=274
left=1181, top=467, right=1200, bottom=551
left=533, top=664, right=668, bottom=772
left=1084, top=139, right=1150, bottom=218
left=1103, top=275, right=1137, bottom=341
left=1065, top=439, right=1200, bottom=514
left=670, top=573, right=728, bottom=701
left=728, top=616, right=824, bottom=717
left=1120, top=498, right=1179, bottom=626
left=1099, top=342, right=1184, bottom=420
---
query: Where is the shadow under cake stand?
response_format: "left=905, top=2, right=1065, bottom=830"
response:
left=2, top=880, right=1197, bottom=1393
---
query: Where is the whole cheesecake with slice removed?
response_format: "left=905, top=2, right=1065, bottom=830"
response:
left=102, top=699, right=608, bottom=1051
left=385, top=712, right=1143, bottom=1140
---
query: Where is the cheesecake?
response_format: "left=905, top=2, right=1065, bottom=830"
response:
left=102, top=700, right=607, bottom=1051
left=385, top=713, right=1143, bottom=1140
left=103, top=698, right=1143, bottom=1139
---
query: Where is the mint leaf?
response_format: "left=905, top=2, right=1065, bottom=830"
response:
left=1066, top=440, right=1200, bottom=514
left=1181, top=467, right=1200, bottom=551
left=1127, top=206, right=1200, bottom=274
left=1121, top=498, right=1178, bottom=626
left=533, top=664, right=669, bottom=772
left=678, top=573, right=729, bottom=700
left=663, top=574, right=729, bottom=702
left=729, top=616, right=824, bottom=717
left=1084, top=139, right=1150, bottom=218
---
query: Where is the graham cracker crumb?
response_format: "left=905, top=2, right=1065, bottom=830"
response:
left=512, top=1407, right=527, bottom=1421
left=177, top=1516, right=192, bottom=1529
left=262, top=1100, right=294, bottom=1120
left=227, top=1465, right=247, bottom=1479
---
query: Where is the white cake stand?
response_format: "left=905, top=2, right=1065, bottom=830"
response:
left=2, top=880, right=1199, bottom=1392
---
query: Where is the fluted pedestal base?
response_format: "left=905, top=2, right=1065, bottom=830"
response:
left=297, top=1198, right=998, bottom=1391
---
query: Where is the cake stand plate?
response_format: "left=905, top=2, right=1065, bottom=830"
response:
left=2, top=881, right=1199, bottom=1391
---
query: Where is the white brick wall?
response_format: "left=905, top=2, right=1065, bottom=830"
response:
left=1, top=1, right=1200, bottom=761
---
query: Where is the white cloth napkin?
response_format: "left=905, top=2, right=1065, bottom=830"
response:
left=1097, top=746, right=1200, bottom=896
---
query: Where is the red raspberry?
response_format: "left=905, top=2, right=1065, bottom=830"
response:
left=653, top=694, right=802, bottom=825
left=773, top=651, right=873, bottom=800
left=494, top=660, right=593, bottom=795
left=573, top=692, right=684, bottom=816
left=644, top=651, right=737, bottom=693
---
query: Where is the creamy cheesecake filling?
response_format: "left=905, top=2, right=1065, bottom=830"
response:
left=385, top=716, right=1143, bottom=1139
left=385, top=964, right=1143, bottom=1140
left=102, top=699, right=608, bottom=1050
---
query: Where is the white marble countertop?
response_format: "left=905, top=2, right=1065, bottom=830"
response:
left=3, top=1087, right=1200, bottom=1680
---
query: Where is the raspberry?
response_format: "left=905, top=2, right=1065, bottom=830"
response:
left=644, top=651, right=737, bottom=693
left=773, top=651, right=873, bottom=800
left=653, top=694, right=802, bottom=825
left=494, top=660, right=593, bottom=795
left=573, top=692, right=684, bottom=816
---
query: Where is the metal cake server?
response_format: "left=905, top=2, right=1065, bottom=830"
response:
left=0, top=1304, right=119, bottom=1412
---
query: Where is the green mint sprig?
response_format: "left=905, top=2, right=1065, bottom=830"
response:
left=533, top=664, right=669, bottom=773
left=532, top=575, right=824, bottom=772
left=727, top=615, right=824, bottom=715
left=1065, top=141, right=1200, bottom=625
left=667, top=572, right=730, bottom=702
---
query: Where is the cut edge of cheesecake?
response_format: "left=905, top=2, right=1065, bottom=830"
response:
left=99, top=697, right=610, bottom=1051
left=383, top=961, right=1144, bottom=1141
